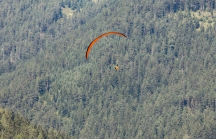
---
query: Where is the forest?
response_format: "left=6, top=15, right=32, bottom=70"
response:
left=0, top=108, right=71, bottom=138
left=0, top=0, right=216, bottom=138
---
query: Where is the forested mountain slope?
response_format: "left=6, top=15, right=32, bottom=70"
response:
left=0, top=0, right=216, bottom=138
left=0, top=108, right=71, bottom=138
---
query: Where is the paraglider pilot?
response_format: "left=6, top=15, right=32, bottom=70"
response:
left=115, top=64, right=119, bottom=71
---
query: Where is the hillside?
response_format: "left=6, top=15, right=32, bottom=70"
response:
left=0, top=0, right=216, bottom=138
left=0, top=108, right=71, bottom=139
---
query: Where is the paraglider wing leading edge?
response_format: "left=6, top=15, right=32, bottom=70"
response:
left=86, top=32, right=127, bottom=59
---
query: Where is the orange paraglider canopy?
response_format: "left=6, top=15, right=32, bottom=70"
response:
left=86, top=32, right=126, bottom=59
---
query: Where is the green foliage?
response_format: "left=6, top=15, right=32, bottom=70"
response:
left=0, top=0, right=216, bottom=138
left=0, top=108, right=71, bottom=139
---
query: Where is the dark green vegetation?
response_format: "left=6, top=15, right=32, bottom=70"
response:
left=0, top=0, right=216, bottom=138
left=0, top=108, right=71, bottom=138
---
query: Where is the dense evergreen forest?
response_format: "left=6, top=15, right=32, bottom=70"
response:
left=0, top=0, right=216, bottom=138
left=0, top=108, right=71, bottom=138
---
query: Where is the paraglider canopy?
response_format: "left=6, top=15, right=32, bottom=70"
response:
left=86, top=32, right=127, bottom=59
